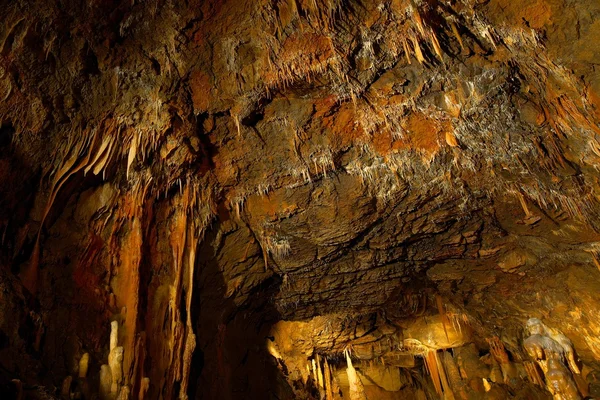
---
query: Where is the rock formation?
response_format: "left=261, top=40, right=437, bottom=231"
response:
left=1, top=0, right=600, bottom=398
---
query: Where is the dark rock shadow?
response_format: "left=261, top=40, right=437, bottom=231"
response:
left=189, top=209, right=294, bottom=400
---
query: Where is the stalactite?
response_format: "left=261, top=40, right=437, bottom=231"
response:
left=131, top=334, right=145, bottom=398
left=411, top=36, right=425, bottom=64
left=112, top=210, right=142, bottom=394
left=262, top=245, right=269, bottom=272
left=488, top=336, right=518, bottom=382
left=435, top=294, right=450, bottom=341
left=179, top=226, right=198, bottom=399
left=142, top=183, right=212, bottom=399
left=429, top=31, right=443, bottom=59
left=517, top=192, right=533, bottom=219
left=482, top=378, right=492, bottom=392
left=164, top=190, right=189, bottom=399
left=139, top=378, right=150, bottom=400
left=424, top=351, right=443, bottom=397
left=305, top=363, right=311, bottom=384
left=316, top=354, right=324, bottom=389
left=21, top=123, right=106, bottom=294
left=449, top=20, right=464, bottom=50
left=85, top=135, right=116, bottom=176
left=488, top=337, right=508, bottom=362
left=402, top=38, right=412, bottom=64
left=127, top=133, right=138, bottom=179
left=524, top=361, right=545, bottom=386
left=445, top=131, right=459, bottom=148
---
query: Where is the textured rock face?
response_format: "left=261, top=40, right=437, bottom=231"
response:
left=1, top=0, right=600, bottom=398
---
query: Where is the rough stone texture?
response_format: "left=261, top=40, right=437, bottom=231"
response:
left=1, top=0, right=600, bottom=399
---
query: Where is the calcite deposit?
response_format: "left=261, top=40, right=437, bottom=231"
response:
left=1, top=0, right=600, bottom=398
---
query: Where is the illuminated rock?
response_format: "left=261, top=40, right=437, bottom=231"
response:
left=404, top=315, right=472, bottom=350
left=345, top=350, right=367, bottom=400
left=109, top=346, right=124, bottom=395
left=78, top=353, right=90, bottom=379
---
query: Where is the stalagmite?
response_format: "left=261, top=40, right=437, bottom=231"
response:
left=315, top=354, right=325, bottom=398
left=523, top=318, right=583, bottom=398
left=11, top=380, right=22, bottom=400
left=324, top=358, right=334, bottom=400
left=109, top=346, right=124, bottom=394
left=61, top=375, right=72, bottom=399
left=180, top=330, right=196, bottom=399
left=110, top=320, right=119, bottom=351
left=345, top=349, right=367, bottom=400
left=331, top=368, right=342, bottom=400
left=79, top=353, right=90, bottom=378
left=489, top=361, right=503, bottom=383
left=442, top=351, right=466, bottom=399
left=99, top=364, right=113, bottom=400
left=546, top=359, right=582, bottom=400
left=118, top=385, right=131, bottom=400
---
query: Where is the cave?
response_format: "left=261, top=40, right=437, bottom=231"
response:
left=1, top=0, right=600, bottom=399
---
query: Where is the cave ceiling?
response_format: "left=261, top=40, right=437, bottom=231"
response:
left=2, top=0, right=600, bottom=399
